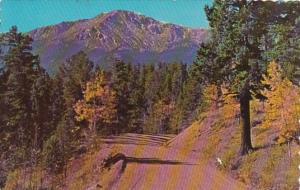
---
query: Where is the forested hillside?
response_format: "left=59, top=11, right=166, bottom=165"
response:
left=0, top=0, right=300, bottom=189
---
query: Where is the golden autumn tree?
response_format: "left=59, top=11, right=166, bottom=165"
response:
left=202, top=84, right=219, bottom=106
left=261, top=61, right=300, bottom=145
left=202, top=84, right=239, bottom=122
left=221, top=86, right=240, bottom=121
left=74, top=71, right=117, bottom=135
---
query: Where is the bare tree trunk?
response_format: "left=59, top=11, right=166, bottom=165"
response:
left=288, top=141, right=291, bottom=158
left=239, top=88, right=253, bottom=155
left=216, top=85, right=222, bottom=108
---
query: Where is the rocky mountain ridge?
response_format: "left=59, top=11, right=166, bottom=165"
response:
left=29, top=10, right=208, bottom=73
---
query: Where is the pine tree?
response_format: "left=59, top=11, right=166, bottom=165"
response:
left=50, top=73, right=65, bottom=133
left=0, top=63, right=7, bottom=135
left=196, top=0, right=300, bottom=155
left=127, top=64, right=144, bottom=132
left=112, top=60, right=130, bottom=133
left=60, top=51, right=94, bottom=142
left=2, top=26, right=41, bottom=163
left=31, top=68, right=52, bottom=150
left=47, top=51, right=94, bottom=177
left=170, top=64, right=202, bottom=133
left=264, top=18, right=300, bottom=80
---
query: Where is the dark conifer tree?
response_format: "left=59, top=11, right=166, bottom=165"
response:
left=112, top=60, right=131, bottom=133
left=50, top=73, right=65, bottom=134
left=196, top=0, right=300, bottom=155
left=44, top=51, right=94, bottom=176
left=60, top=51, right=94, bottom=141
left=2, top=26, right=40, bottom=162
left=128, top=64, right=144, bottom=132
left=31, top=68, right=52, bottom=150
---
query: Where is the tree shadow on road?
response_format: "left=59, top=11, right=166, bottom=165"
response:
left=104, top=153, right=196, bottom=173
left=126, top=157, right=195, bottom=165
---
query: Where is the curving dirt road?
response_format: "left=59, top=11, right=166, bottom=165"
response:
left=98, top=107, right=246, bottom=190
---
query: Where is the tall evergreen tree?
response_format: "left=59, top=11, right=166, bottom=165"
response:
left=112, top=60, right=130, bottom=133
left=50, top=73, right=65, bottom=134
left=46, top=51, right=94, bottom=176
left=264, top=17, right=300, bottom=80
left=31, top=68, right=52, bottom=150
left=170, top=64, right=202, bottom=133
left=60, top=51, right=94, bottom=136
left=196, top=0, right=300, bottom=154
left=2, top=26, right=41, bottom=161
left=128, top=64, right=144, bottom=132
left=0, top=66, right=7, bottom=131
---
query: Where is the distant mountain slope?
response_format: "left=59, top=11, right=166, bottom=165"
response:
left=29, top=10, right=208, bottom=73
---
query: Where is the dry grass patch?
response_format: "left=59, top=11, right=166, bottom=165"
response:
left=258, top=144, right=286, bottom=189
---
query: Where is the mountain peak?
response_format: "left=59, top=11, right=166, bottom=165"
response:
left=105, top=10, right=139, bottom=16
left=94, top=10, right=134, bottom=20
left=101, top=10, right=148, bottom=19
left=29, top=10, right=208, bottom=73
left=91, top=9, right=160, bottom=30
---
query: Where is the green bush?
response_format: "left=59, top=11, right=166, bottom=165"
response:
left=42, top=134, right=64, bottom=173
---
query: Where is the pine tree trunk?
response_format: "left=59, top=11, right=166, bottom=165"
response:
left=288, top=141, right=291, bottom=158
left=92, top=99, right=97, bottom=136
left=216, top=85, right=222, bottom=108
left=239, top=88, right=253, bottom=155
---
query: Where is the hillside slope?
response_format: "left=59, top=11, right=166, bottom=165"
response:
left=65, top=107, right=246, bottom=190
left=28, top=10, right=208, bottom=73
left=5, top=103, right=298, bottom=190
left=4, top=106, right=245, bottom=190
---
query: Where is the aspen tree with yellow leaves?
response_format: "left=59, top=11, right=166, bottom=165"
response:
left=261, top=61, right=300, bottom=155
left=74, top=71, right=117, bottom=135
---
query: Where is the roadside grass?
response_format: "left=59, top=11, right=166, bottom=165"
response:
left=195, top=108, right=227, bottom=160
left=237, top=150, right=260, bottom=184
left=234, top=124, right=271, bottom=186
left=220, top=125, right=241, bottom=169
left=4, top=169, right=22, bottom=190
left=69, top=144, right=122, bottom=189
left=258, top=144, right=286, bottom=189
left=69, top=152, right=97, bottom=190
left=283, top=143, right=299, bottom=190
left=5, top=166, right=47, bottom=190
left=201, top=131, right=221, bottom=160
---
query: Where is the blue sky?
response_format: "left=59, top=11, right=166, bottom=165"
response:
left=0, top=0, right=212, bottom=32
